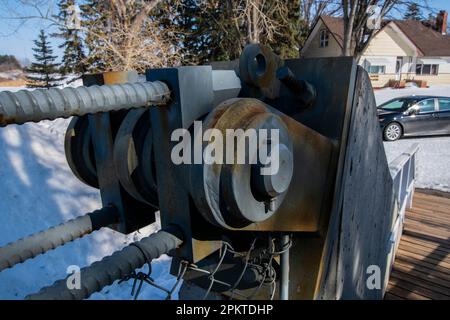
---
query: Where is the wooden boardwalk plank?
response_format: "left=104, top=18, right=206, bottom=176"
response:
left=384, top=292, right=404, bottom=300
left=390, top=270, right=450, bottom=296
left=406, top=216, right=450, bottom=228
left=389, top=274, right=449, bottom=299
left=403, top=223, right=450, bottom=240
left=401, top=236, right=450, bottom=254
left=385, top=191, right=450, bottom=300
left=386, top=283, right=430, bottom=300
left=395, top=255, right=450, bottom=276
left=395, top=248, right=450, bottom=269
left=398, top=243, right=450, bottom=262
left=392, top=263, right=450, bottom=288
left=403, top=229, right=450, bottom=245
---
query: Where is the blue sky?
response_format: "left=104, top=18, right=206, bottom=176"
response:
left=1, top=0, right=450, bottom=63
left=0, top=0, right=63, bottom=61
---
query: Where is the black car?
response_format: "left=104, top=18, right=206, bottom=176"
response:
left=378, top=96, right=450, bottom=141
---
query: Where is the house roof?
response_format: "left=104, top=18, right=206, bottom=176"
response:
left=318, top=15, right=450, bottom=56
left=393, top=20, right=450, bottom=56
left=320, top=16, right=345, bottom=48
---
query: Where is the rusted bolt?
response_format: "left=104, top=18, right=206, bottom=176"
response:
left=276, top=66, right=316, bottom=110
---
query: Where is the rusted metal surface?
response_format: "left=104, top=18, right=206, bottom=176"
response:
left=103, top=70, right=139, bottom=84
left=239, top=43, right=283, bottom=99
left=196, top=55, right=360, bottom=300
left=246, top=112, right=334, bottom=232
left=191, top=98, right=294, bottom=230
left=189, top=94, right=334, bottom=233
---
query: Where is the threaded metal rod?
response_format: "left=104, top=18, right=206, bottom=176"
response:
left=0, top=206, right=118, bottom=272
left=0, top=81, right=170, bottom=126
left=26, top=226, right=183, bottom=300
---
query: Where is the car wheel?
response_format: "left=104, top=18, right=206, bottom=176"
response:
left=384, top=122, right=402, bottom=141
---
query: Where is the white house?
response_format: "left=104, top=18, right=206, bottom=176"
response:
left=301, top=12, right=450, bottom=88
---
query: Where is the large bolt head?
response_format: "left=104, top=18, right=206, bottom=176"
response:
left=262, top=143, right=294, bottom=198
left=253, top=143, right=294, bottom=199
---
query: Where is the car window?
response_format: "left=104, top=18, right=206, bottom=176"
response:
left=380, top=99, right=406, bottom=110
left=415, top=99, right=435, bottom=113
left=438, top=98, right=450, bottom=112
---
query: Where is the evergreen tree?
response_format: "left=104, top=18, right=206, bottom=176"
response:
left=54, top=0, right=87, bottom=78
left=163, top=0, right=302, bottom=65
left=177, top=1, right=242, bottom=64
left=79, top=0, right=109, bottom=72
left=26, top=30, right=64, bottom=89
left=268, top=0, right=302, bottom=58
left=404, top=3, right=422, bottom=21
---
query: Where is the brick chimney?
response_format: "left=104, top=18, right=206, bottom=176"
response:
left=436, top=10, right=448, bottom=35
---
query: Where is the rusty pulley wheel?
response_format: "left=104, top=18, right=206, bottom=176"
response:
left=113, top=109, right=159, bottom=207
left=64, top=116, right=99, bottom=188
left=190, top=98, right=294, bottom=229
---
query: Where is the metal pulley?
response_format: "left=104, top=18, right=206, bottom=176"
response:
left=113, top=108, right=159, bottom=206
left=65, top=109, right=159, bottom=207
left=64, top=116, right=99, bottom=189
left=190, top=98, right=294, bottom=229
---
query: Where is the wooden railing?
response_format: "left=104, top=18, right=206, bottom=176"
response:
left=387, top=143, right=419, bottom=266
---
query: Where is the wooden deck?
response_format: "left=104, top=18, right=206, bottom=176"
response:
left=385, top=191, right=450, bottom=300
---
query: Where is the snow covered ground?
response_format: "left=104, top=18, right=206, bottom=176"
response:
left=0, top=84, right=448, bottom=300
left=375, top=85, right=450, bottom=193
left=0, top=86, right=178, bottom=300
left=383, top=136, right=450, bottom=192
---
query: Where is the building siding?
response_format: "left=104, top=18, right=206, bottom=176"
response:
left=361, top=55, right=397, bottom=73
left=368, top=74, right=395, bottom=88
left=363, top=25, right=414, bottom=57
left=302, top=21, right=343, bottom=58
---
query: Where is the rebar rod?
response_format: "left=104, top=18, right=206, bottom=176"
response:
left=0, top=81, right=170, bottom=126
left=26, top=225, right=184, bottom=300
left=0, top=206, right=118, bottom=272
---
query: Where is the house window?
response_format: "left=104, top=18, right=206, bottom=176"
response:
left=367, top=65, right=386, bottom=74
left=320, top=30, right=329, bottom=48
left=416, top=64, right=439, bottom=75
